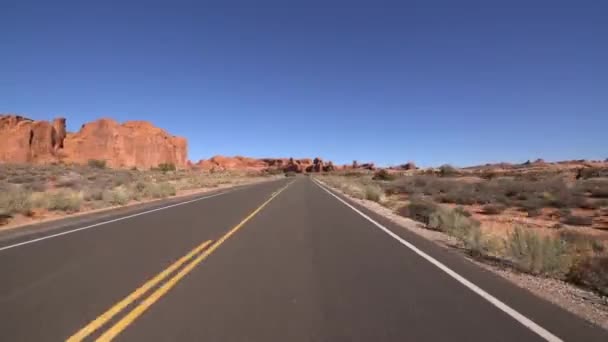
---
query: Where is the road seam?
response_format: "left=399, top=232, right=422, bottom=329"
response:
left=69, top=181, right=293, bottom=341
left=313, top=179, right=563, bottom=342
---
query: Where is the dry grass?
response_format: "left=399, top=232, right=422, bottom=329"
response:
left=0, top=164, right=275, bottom=225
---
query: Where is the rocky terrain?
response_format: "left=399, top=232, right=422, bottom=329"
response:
left=0, top=115, right=188, bottom=169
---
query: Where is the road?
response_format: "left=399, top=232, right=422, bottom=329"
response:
left=0, top=176, right=606, bottom=341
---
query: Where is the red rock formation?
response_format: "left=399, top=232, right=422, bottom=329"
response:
left=62, top=119, right=187, bottom=169
left=195, top=155, right=269, bottom=171
left=391, top=161, right=416, bottom=170
left=0, top=114, right=188, bottom=169
left=323, top=161, right=335, bottom=172
left=194, top=156, right=334, bottom=173
left=0, top=115, right=64, bottom=163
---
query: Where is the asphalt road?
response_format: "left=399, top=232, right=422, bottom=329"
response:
left=1, top=176, right=606, bottom=341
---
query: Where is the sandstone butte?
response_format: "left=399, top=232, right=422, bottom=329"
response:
left=0, top=114, right=187, bottom=169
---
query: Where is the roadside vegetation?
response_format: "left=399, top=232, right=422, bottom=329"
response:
left=0, top=163, right=275, bottom=226
left=319, top=169, right=608, bottom=296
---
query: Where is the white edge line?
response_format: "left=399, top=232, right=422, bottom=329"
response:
left=0, top=190, right=234, bottom=253
left=313, top=179, right=563, bottom=342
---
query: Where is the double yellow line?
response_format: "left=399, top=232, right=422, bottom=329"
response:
left=67, top=182, right=292, bottom=341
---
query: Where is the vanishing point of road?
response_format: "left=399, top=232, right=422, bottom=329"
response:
left=0, top=176, right=606, bottom=341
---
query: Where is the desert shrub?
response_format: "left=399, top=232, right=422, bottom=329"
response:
left=154, top=182, right=176, bottom=198
left=88, top=159, right=107, bottom=169
left=461, top=225, right=489, bottom=257
left=558, top=230, right=604, bottom=254
left=55, top=174, right=83, bottom=189
left=435, top=188, right=476, bottom=205
left=506, top=227, right=571, bottom=276
left=83, top=187, right=104, bottom=201
left=8, top=174, right=36, bottom=184
left=46, top=190, right=83, bottom=212
left=397, top=199, right=438, bottom=224
left=111, top=171, right=134, bottom=187
left=428, top=208, right=480, bottom=239
left=102, top=186, right=131, bottom=205
left=156, top=163, right=176, bottom=173
left=284, top=171, right=297, bottom=177
left=134, top=182, right=176, bottom=199
left=453, top=206, right=472, bottom=217
left=567, top=256, right=608, bottom=296
left=427, top=207, right=491, bottom=256
left=562, top=215, right=593, bottom=226
left=0, top=188, right=33, bottom=216
left=482, top=204, right=507, bottom=215
left=578, top=167, right=608, bottom=179
left=23, top=180, right=47, bottom=192
left=438, top=164, right=459, bottom=177
left=364, top=184, right=384, bottom=202
left=372, top=169, right=395, bottom=181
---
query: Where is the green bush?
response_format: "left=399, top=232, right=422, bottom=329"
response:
left=506, top=227, right=571, bottom=276
left=372, top=169, right=395, bottom=181
left=102, top=186, right=131, bottom=205
left=397, top=199, right=438, bottom=224
left=88, top=159, right=107, bottom=169
left=428, top=208, right=480, bottom=239
left=46, top=190, right=83, bottom=212
left=364, top=185, right=384, bottom=202
left=132, top=182, right=176, bottom=199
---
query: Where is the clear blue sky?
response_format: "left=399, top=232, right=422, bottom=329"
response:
left=2, top=1, right=607, bottom=167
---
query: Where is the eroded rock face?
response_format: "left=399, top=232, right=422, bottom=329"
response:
left=0, top=114, right=188, bottom=169
left=62, top=119, right=187, bottom=169
left=0, top=115, right=65, bottom=163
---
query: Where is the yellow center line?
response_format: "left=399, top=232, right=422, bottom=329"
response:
left=96, top=182, right=291, bottom=341
left=66, top=181, right=292, bottom=342
left=66, top=239, right=213, bottom=342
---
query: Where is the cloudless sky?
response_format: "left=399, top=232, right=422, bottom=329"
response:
left=2, top=0, right=607, bottom=167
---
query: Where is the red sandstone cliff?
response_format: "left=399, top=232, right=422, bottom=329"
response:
left=0, top=115, right=188, bottom=169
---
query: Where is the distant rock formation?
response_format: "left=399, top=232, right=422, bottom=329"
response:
left=193, top=156, right=334, bottom=173
left=0, top=114, right=188, bottom=169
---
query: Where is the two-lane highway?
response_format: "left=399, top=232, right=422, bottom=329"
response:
left=1, top=176, right=606, bottom=341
